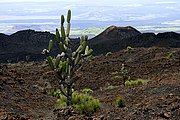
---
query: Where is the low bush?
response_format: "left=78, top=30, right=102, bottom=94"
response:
left=112, top=75, right=121, bottom=80
left=167, top=52, right=175, bottom=60
left=53, top=90, right=100, bottom=116
left=125, top=79, right=146, bottom=87
left=111, top=64, right=130, bottom=85
left=115, top=96, right=125, bottom=108
left=81, top=88, right=93, bottom=95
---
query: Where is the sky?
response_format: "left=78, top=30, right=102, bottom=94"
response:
left=0, top=0, right=178, bottom=5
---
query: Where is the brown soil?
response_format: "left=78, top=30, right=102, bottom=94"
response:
left=0, top=47, right=180, bottom=120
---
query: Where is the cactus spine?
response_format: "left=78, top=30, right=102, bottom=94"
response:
left=43, top=10, right=93, bottom=106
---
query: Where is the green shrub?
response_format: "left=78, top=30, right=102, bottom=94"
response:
left=115, top=97, right=125, bottom=108
left=55, top=91, right=100, bottom=116
left=76, top=96, right=100, bottom=116
left=125, top=79, right=146, bottom=87
left=167, top=52, right=175, bottom=60
left=105, top=85, right=119, bottom=90
left=124, top=80, right=132, bottom=86
left=81, top=88, right=93, bottom=95
left=111, top=64, right=129, bottom=85
left=136, top=79, right=145, bottom=85
left=112, top=75, right=121, bottom=80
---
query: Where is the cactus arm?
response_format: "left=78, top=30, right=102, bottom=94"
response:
left=59, top=42, right=66, bottom=52
left=56, top=28, right=60, bottom=43
left=67, top=9, right=71, bottom=23
left=66, top=23, right=71, bottom=37
left=61, top=26, right=66, bottom=41
left=61, top=15, right=65, bottom=25
left=48, top=40, right=53, bottom=52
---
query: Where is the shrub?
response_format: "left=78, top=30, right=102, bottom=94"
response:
left=112, top=75, right=121, bottom=80
left=75, top=95, right=100, bottom=116
left=167, top=52, right=175, bottom=60
left=125, top=79, right=146, bottom=87
left=81, top=88, right=93, bottom=95
left=55, top=91, right=100, bottom=116
left=111, top=64, right=129, bottom=85
left=124, top=80, right=131, bottom=86
left=115, top=97, right=125, bottom=108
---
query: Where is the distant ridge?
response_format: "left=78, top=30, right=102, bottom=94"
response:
left=89, top=26, right=180, bottom=55
left=0, top=26, right=180, bottom=63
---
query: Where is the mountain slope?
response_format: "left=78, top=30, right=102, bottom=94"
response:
left=89, top=26, right=180, bottom=55
left=0, top=47, right=179, bottom=119
left=0, top=26, right=180, bottom=62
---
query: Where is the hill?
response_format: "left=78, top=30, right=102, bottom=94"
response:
left=0, top=26, right=180, bottom=63
left=89, top=26, right=180, bottom=55
left=0, top=47, right=179, bottom=119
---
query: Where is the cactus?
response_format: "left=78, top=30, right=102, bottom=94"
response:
left=42, top=10, right=93, bottom=106
left=111, top=64, right=130, bottom=86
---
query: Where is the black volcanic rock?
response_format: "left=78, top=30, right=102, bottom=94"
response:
left=0, top=33, right=9, bottom=51
left=0, top=30, right=56, bottom=62
left=89, top=26, right=180, bottom=55
left=89, top=26, right=141, bottom=55
left=0, top=27, right=180, bottom=63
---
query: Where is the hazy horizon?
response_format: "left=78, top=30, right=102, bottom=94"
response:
left=0, top=0, right=180, bottom=35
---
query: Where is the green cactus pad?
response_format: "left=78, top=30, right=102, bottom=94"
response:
left=67, top=10, right=71, bottom=23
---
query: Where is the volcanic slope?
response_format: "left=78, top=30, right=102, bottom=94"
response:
left=0, top=47, right=179, bottom=119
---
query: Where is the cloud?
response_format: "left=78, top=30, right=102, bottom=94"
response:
left=0, top=0, right=59, bottom=2
left=162, top=20, right=180, bottom=26
left=121, top=4, right=142, bottom=7
left=23, top=8, right=52, bottom=13
left=127, top=14, right=165, bottom=21
left=0, top=15, right=59, bottom=20
left=73, top=11, right=115, bottom=21
left=166, top=6, right=180, bottom=12
left=155, top=1, right=177, bottom=4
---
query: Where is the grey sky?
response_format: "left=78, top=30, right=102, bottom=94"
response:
left=0, top=0, right=179, bottom=5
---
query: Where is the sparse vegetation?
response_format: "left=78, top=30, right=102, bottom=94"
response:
left=167, top=52, right=175, bottom=61
left=106, top=85, right=119, bottom=90
left=125, top=79, right=146, bottom=87
left=111, top=64, right=130, bottom=85
left=53, top=90, right=100, bottom=116
left=81, top=88, right=93, bottom=95
left=112, top=75, right=121, bottom=80
left=115, top=96, right=125, bottom=108
left=1, top=47, right=179, bottom=119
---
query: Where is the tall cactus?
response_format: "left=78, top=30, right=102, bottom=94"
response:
left=42, top=10, right=93, bottom=106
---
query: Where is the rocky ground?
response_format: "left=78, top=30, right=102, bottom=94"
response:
left=0, top=47, right=180, bottom=120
